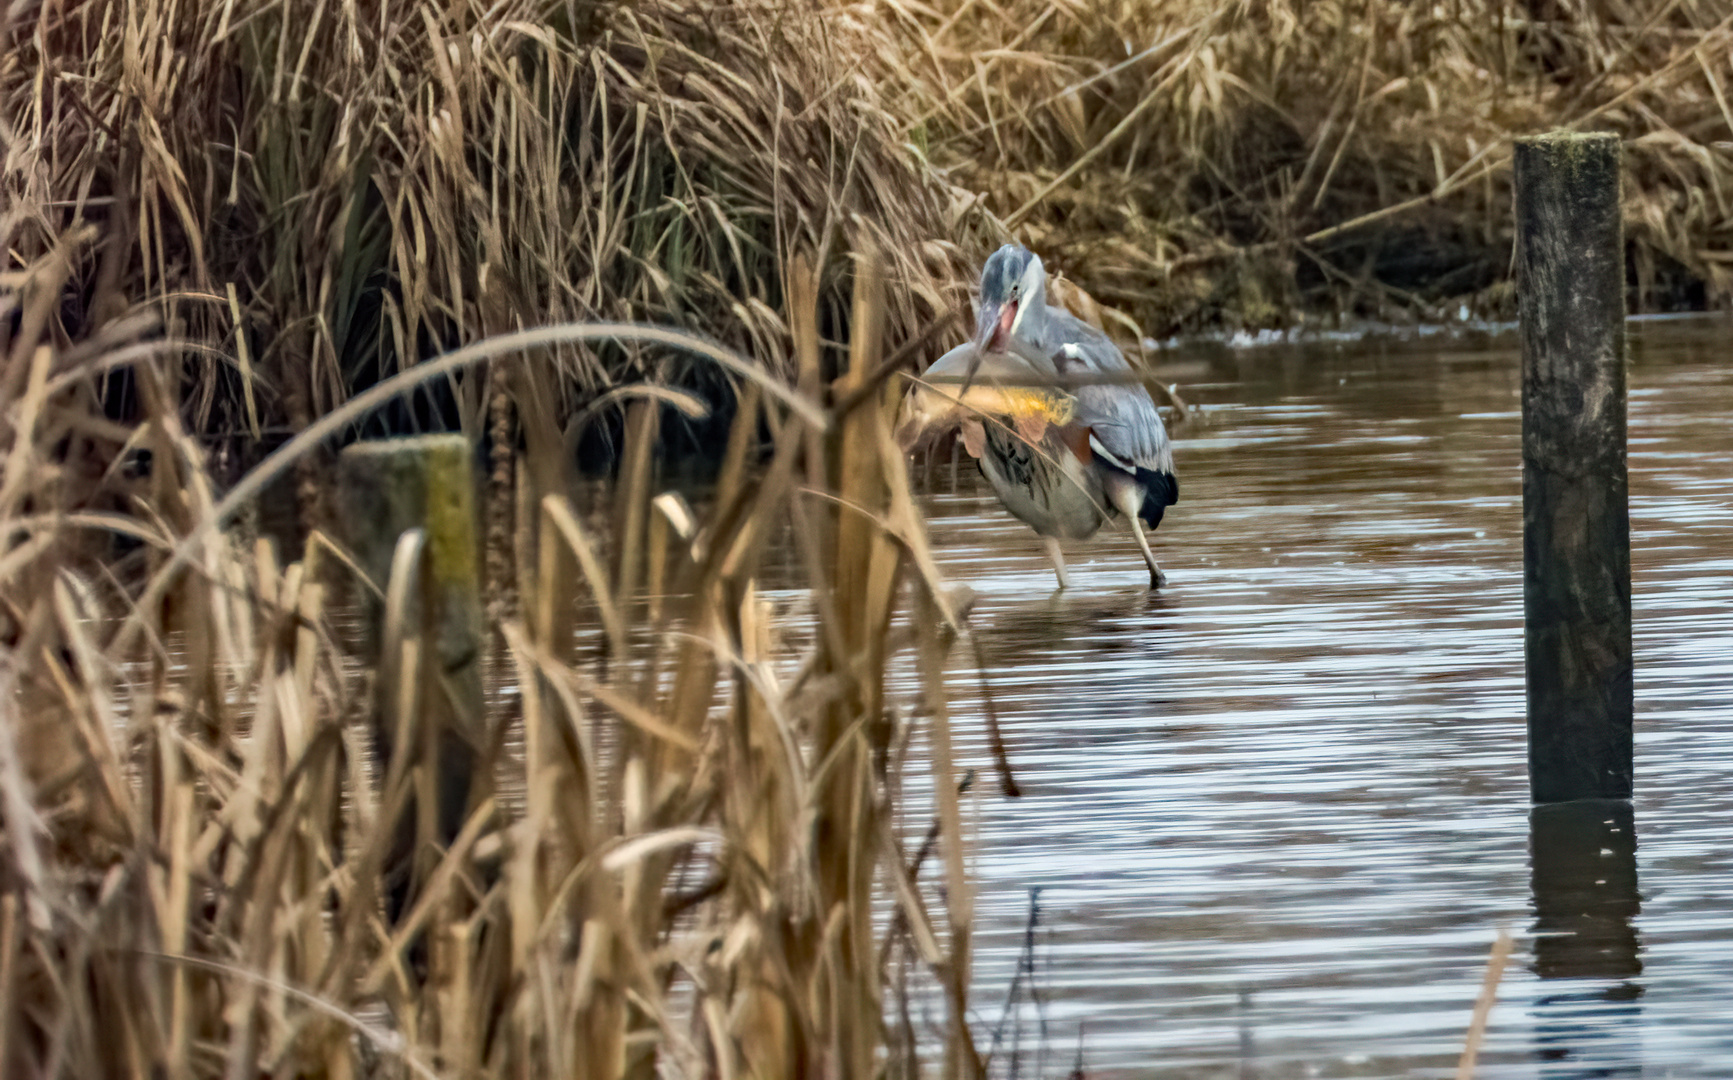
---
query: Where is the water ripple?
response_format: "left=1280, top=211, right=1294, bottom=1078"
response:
left=899, top=320, right=1733, bottom=1077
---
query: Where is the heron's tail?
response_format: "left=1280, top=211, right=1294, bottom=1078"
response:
left=1136, top=468, right=1178, bottom=527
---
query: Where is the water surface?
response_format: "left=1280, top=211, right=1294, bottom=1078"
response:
left=900, top=319, right=1732, bottom=1078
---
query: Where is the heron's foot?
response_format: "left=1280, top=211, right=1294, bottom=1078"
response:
left=1121, top=510, right=1165, bottom=592
left=1041, top=536, right=1071, bottom=589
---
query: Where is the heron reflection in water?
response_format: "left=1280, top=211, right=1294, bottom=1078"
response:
left=897, top=244, right=1179, bottom=588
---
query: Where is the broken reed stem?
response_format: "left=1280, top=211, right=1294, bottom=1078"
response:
left=965, top=632, right=1022, bottom=798
left=1455, top=929, right=1514, bottom=1080
left=918, top=586, right=982, bottom=1080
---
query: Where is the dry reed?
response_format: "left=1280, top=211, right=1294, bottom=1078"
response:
left=1, top=0, right=982, bottom=486
left=0, top=227, right=990, bottom=1077
left=11, top=0, right=1733, bottom=464
left=871, top=0, right=1733, bottom=330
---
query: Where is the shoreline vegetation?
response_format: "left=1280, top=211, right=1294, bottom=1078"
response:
left=2, top=247, right=1007, bottom=1075
left=3, top=0, right=1731, bottom=1075
left=10, top=0, right=1733, bottom=448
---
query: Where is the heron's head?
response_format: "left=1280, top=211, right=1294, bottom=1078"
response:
left=972, top=244, right=1047, bottom=357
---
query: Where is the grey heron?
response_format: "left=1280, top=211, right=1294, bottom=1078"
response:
left=896, top=243, right=1178, bottom=588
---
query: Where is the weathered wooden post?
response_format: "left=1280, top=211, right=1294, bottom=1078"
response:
left=337, top=434, right=487, bottom=922
left=1514, top=131, right=1634, bottom=802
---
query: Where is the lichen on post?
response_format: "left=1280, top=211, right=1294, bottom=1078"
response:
left=1514, top=130, right=1634, bottom=803
left=336, top=433, right=488, bottom=922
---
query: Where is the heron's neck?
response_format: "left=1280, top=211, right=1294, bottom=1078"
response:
left=1018, top=299, right=1050, bottom=349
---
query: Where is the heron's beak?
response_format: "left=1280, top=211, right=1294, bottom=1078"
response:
left=973, top=299, right=1018, bottom=355
left=958, top=343, right=984, bottom=393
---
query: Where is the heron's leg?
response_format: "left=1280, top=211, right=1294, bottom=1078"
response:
left=1041, top=536, right=1071, bottom=589
left=1107, top=482, right=1166, bottom=589
left=1127, top=513, right=1166, bottom=589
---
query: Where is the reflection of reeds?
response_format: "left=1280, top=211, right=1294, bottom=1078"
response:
left=0, top=244, right=985, bottom=1075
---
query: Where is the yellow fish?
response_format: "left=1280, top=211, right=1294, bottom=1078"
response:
left=895, top=344, right=1075, bottom=456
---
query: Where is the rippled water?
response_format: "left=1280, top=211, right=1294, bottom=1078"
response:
left=899, top=318, right=1733, bottom=1078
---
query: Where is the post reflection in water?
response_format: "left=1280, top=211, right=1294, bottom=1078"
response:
left=897, top=323, right=1733, bottom=1072
left=1529, top=799, right=1644, bottom=1078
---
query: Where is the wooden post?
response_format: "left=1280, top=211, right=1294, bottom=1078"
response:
left=337, top=434, right=486, bottom=922
left=1515, top=131, right=1633, bottom=803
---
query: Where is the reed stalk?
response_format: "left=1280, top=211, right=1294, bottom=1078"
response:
left=0, top=234, right=985, bottom=1077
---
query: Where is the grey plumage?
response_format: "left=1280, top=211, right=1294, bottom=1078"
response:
left=904, top=243, right=1179, bottom=587
left=917, top=344, right=1107, bottom=541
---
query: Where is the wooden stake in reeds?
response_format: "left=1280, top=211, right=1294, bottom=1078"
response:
left=4, top=230, right=988, bottom=1078
left=336, top=435, right=488, bottom=927
left=1514, top=132, right=1634, bottom=803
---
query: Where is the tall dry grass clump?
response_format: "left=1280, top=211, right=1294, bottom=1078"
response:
left=2, top=0, right=984, bottom=482
left=873, top=0, right=1733, bottom=329
left=2, top=3, right=1019, bottom=1072
left=0, top=240, right=996, bottom=1076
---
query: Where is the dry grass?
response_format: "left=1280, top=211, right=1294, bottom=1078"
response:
left=1, top=0, right=983, bottom=479
left=0, top=241, right=998, bottom=1076
left=11, top=0, right=1733, bottom=451
left=8, top=1, right=1733, bottom=1075
left=872, top=0, right=1733, bottom=330
left=0, top=5, right=1015, bottom=1073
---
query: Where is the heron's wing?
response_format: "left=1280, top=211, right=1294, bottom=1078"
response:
left=1076, top=384, right=1174, bottom=475
left=1042, top=310, right=1130, bottom=372
left=1040, top=312, right=1176, bottom=481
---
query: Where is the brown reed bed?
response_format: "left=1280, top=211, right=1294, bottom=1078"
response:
left=1, top=0, right=984, bottom=469
left=0, top=228, right=1004, bottom=1076
left=11, top=0, right=1733, bottom=464
left=6, top=1, right=1733, bottom=1073
left=875, top=0, right=1733, bottom=332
